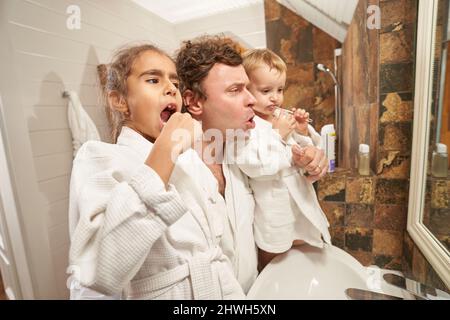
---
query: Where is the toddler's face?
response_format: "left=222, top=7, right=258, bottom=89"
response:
left=247, top=65, right=286, bottom=118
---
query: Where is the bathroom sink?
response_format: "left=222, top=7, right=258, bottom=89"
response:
left=247, top=244, right=405, bottom=300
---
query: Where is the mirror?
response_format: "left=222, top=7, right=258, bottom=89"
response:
left=424, top=0, right=450, bottom=253
left=408, top=0, right=450, bottom=288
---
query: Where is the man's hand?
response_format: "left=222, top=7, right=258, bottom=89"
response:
left=292, top=144, right=328, bottom=182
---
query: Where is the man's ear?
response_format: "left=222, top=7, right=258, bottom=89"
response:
left=183, top=90, right=203, bottom=117
left=108, top=91, right=129, bottom=114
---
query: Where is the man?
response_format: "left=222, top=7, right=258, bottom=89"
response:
left=176, top=35, right=328, bottom=293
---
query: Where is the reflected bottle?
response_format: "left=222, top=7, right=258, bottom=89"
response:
left=431, top=143, right=448, bottom=178
left=358, top=144, right=370, bottom=176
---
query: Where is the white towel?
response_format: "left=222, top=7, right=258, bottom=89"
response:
left=66, top=91, right=100, bottom=157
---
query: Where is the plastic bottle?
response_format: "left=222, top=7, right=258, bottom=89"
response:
left=358, top=144, right=370, bottom=176
left=320, top=124, right=336, bottom=172
left=431, top=143, right=448, bottom=178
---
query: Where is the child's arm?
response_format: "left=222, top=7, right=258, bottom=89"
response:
left=146, top=113, right=202, bottom=186
left=290, top=108, right=322, bottom=148
left=235, top=127, right=292, bottom=178
left=271, top=111, right=296, bottom=142
left=292, top=124, right=322, bottom=148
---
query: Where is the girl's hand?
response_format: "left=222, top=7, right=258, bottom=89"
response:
left=158, top=112, right=202, bottom=156
left=146, top=112, right=202, bottom=187
left=291, top=107, right=310, bottom=136
left=272, top=111, right=296, bottom=141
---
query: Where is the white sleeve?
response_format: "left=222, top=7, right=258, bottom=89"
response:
left=69, top=156, right=187, bottom=296
left=236, top=128, right=292, bottom=178
left=291, top=124, right=323, bottom=148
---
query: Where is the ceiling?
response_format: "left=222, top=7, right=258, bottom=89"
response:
left=132, top=0, right=263, bottom=24
left=278, top=0, right=359, bottom=42
left=131, top=0, right=358, bottom=42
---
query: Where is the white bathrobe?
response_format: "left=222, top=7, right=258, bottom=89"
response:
left=68, top=127, right=246, bottom=299
left=235, top=115, right=331, bottom=253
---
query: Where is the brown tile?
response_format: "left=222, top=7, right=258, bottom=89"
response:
left=374, top=204, right=407, bottom=231
left=425, top=263, right=450, bottom=293
left=264, top=0, right=281, bottom=21
left=375, top=179, right=409, bottom=205
left=369, top=102, right=379, bottom=171
left=373, top=254, right=403, bottom=270
left=380, top=0, right=417, bottom=31
left=330, top=226, right=345, bottom=250
left=377, top=151, right=411, bottom=179
left=380, top=62, right=414, bottom=94
left=312, top=27, right=339, bottom=61
left=286, top=63, right=315, bottom=86
left=284, top=85, right=315, bottom=110
left=344, top=227, right=373, bottom=252
left=412, top=246, right=428, bottom=284
left=379, top=122, right=412, bottom=151
left=431, top=180, right=450, bottom=208
left=380, top=92, right=413, bottom=123
left=346, top=177, right=375, bottom=204
left=380, top=28, right=414, bottom=64
left=345, top=204, right=374, bottom=228
left=437, top=234, right=450, bottom=252
left=280, top=38, right=295, bottom=64
left=293, top=25, right=313, bottom=63
left=317, top=174, right=346, bottom=202
left=427, top=208, right=450, bottom=237
left=347, top=250, right=373, bottom=266
left=320, top=201, right=345, bottom=227
left=403, top=231, right=414, bottom=271
left=280, top=4, right=309, bottom=32
left=265, top=20, right=290, bottom=59
left=373, top=229, right=403, bottom=256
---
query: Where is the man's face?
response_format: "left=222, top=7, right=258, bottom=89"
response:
left=198, top=63, right=256, bottom=135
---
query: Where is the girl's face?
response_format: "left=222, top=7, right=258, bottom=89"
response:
left=125, top=50, right=182, bottom=141
left=247, top=65, right=286, bottom=120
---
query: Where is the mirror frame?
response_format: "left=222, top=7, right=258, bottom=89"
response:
left=408, top=0, right=450, bottom=288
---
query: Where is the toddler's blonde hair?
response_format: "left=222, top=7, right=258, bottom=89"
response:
left=242, top=49, right=287, bottom=75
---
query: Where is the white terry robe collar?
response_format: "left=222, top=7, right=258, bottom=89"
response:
left=116, top=126, right=153, bottom=159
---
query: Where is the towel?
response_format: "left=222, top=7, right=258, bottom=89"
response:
left=66, top=91, right=100, bottom=157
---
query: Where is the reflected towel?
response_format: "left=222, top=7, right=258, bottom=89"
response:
left=66, top=91, right=100, bottom=157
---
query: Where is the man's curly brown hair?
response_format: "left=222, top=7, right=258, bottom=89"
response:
left=175, top=35, right=246, bottom=100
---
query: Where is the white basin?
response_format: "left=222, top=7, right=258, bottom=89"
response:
left=247, top=244, right=406, bottom=300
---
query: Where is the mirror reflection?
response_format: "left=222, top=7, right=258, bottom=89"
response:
left=424, top=0, right=450, bottom=253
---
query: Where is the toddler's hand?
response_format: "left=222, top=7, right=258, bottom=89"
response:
left=272, top=110, right=296, bottom=141
left=291, top=107, right=310, bottom=136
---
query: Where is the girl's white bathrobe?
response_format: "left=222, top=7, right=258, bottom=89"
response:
left=68, top=127, right=250, bottom=299
left=235, top=115, right=331, bottom=253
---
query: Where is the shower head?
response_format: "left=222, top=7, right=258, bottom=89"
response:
left=317, top=63, right=329, bottom=72
left=316, top=63, right=338, bottom=86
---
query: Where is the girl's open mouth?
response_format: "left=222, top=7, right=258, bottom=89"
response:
left=160, top=104, right=177, bottom=125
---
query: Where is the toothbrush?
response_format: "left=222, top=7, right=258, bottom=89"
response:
left=274, top=107, right=313, bottom=123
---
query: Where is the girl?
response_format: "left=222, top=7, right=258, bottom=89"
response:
left=68, top=44, right=244, bottom=299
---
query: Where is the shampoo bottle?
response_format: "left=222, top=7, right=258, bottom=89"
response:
left=321, top=124, right=336, bottom=173
left=431, top=143, right=448, bottom=178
